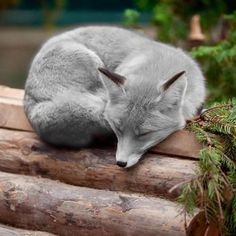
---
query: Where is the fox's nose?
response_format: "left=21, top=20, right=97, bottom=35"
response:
left=116, top=161, right=127, bottom=168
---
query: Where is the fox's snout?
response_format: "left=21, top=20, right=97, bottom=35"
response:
left=114, top=136, right=147, bottom=168
left=116, top=150, right=143, bottom=168
left=116, top=161, right=127, bottom=167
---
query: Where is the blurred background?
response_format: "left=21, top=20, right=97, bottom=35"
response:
left=0, top=0, right=236, bottom=104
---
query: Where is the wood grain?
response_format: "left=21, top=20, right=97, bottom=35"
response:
left=0, top=96, right=33, bottom=131
left=0, top=85, right=24, bottom=100
left=0, top=128, right=196, bottom=199
left=0, top=171, right=189, bottom=236
left=151, top=130, right=202, bottom=159
left=0, top=223, right=56, bottom=236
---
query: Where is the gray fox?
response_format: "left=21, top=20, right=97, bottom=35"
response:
left=24, top=26, right=205, bottom=168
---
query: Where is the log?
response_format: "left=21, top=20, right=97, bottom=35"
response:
left=0, top=128, right=196, bottom=198
left=0, top=97, right=33, bottom=131
left=0, top=171, right=189, bottom=236
left=0, top=86, right=201, bottom=158
left=151, top=130, right=202, bottom=159
left=0, top=85, right=24, bottom=100
left=0, top=223, right=56, bottom=236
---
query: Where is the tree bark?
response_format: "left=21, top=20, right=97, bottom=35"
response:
left=0, top=128, right=196, bottom=199
left=0, top=171, right=189, bottom=236
left=0, top=223, right=56, bottom=236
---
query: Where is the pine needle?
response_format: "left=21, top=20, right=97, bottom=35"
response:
left=178, top=99, right=236, bottom=235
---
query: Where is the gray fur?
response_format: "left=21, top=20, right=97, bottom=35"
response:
left=24, top=26, right=206, bottom=168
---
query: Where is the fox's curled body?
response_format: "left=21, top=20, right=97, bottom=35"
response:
left=24, top=26, right=205, bottom=168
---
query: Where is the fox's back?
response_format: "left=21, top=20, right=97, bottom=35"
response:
left=68, top=26, right=204, bottom=94
left=26, top=26, right=205, bottom=116
left=28, top=26, right=203, bottom=89
left=42, top=26, right=151, bottom=71
left=25, top=27, right=145, bottom=97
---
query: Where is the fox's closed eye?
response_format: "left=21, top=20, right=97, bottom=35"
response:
left=139, top=131, right=153, bottom=137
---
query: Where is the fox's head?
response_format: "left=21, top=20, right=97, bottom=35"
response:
left=98, top=68, right=187, bottom=168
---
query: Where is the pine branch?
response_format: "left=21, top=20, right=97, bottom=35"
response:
left=179, top=99, right=236, bottom=235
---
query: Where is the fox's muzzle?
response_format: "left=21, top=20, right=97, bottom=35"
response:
left=116, top=152, right=143, bottom=168
left=116, top=161, right=127, bottom=167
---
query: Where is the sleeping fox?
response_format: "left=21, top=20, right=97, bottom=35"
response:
left=24, top=26, right=205, bottom=168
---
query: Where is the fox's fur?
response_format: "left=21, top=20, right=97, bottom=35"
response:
left=24, top=26, right=206, bottom=168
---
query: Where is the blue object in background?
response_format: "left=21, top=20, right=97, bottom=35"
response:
left=0, top=0, right=150, bottom=26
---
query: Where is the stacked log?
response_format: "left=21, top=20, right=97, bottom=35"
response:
left=0, top=86, right=202, bottom=235
left=0, top=171, right=189, bottom=236
left=0, top=224, right=55, bottom=236
left=0, top=128, right=196, bottom=199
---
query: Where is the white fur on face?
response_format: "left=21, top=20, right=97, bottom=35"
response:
left=103, top=71, right=191, bottom=168
left=105, top=101, right=184, bottom=168
left=115, top=143, right=143, bottom=168
left=124, top=154, right=141, bottom=168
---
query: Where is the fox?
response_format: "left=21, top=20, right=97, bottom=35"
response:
left=24, top=26, right=205, bottom=168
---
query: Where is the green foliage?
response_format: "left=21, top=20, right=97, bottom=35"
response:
left=152, top=1, right=187, bottom=42
left=179, top=99, right=236, bottom=235
left=126, top=0, right=233, bottom=43
left=123, top=9, right=140, bottom=27
left=191, top=12, right=236, bottom=103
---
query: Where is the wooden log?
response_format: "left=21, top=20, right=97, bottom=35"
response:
left=0, top=85, right=24, bottom=100
left=0, top=128, right=196, bottom=199
left=0, top=171, right=189, bottom=236
left=0, top=223, right=56, bottom=236
left=0, top=86, right=201, bottom=158
left=0, top=97, right=33, bottom=131
left=151, top=130, right=202, bottom=159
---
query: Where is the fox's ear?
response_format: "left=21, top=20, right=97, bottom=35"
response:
left=162, top=71, right=186, bottom=91
left=98, top=68, right=126, bottom=87
left=98, top=68, right=126, bottom=101
left=159, top=71, right=187, bottom=108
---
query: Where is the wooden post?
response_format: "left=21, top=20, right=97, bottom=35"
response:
left=188, top=15, right=205, bottom=47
